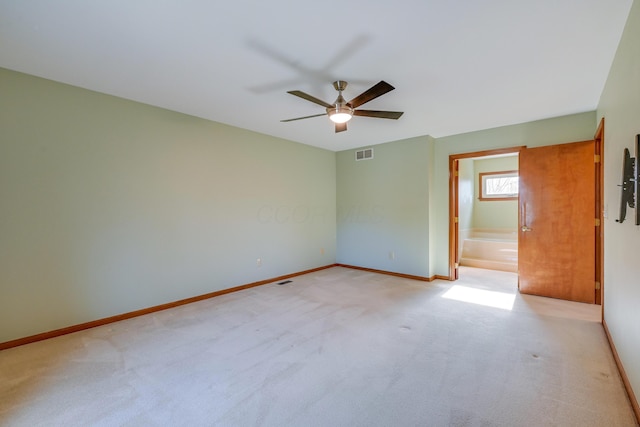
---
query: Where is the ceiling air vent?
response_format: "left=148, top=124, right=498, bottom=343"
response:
left=356, top=148, right=374, bottom=161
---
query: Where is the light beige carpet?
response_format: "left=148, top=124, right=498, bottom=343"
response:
left=0, top=266, right=637, bottom=426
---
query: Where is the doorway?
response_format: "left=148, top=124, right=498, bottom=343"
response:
left=448, top=147, right=524, bottom=281
left=448, top=137, right=603, bottom=305
left=457, top=154, right=519, bottom=276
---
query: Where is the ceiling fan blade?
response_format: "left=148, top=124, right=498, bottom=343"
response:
left=335, top=122, right=347, bottom=133
left=347, top=81, right=395, bottom=108
left=353, top=110, right=404, bottom=120
left=281, top=113, right=327, bottom=122
left=287, top=90, right=333, bottom=108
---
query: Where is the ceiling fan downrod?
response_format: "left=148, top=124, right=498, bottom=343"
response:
left=328, top=80, right=354, bottom=122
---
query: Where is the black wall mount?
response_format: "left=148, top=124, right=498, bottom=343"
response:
left=637, top=134, right=639, bottom=226
left=616, top=134, right=640, bottom=225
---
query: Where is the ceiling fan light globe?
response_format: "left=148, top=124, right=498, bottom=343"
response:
left=327, top=105, right=354, bottom=123
left=330, top=112, right=352, bottom=123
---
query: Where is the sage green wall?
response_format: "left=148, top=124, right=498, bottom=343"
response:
left=458, top=158, right=474, bottom=256
left=472, top=156, right=519, bottom=230
left=597, top=0, right=640, bottom=405
left=0, top=68, right=336, bottom=343
left=336, top=136, right=434, bottom=278
left=433, top=111, right=597, bottom=276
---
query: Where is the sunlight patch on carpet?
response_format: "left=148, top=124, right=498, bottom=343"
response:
left=442, top=285, right=516, bottom=310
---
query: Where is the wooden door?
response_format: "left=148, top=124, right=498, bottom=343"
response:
left=450, top=158, right=460, bottom=280
left=518, top=141, right=596, bottom=303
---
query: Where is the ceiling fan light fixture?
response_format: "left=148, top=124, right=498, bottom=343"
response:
left=328, top=105, right=353, bottom=123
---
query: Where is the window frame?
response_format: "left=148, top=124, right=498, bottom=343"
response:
left=479, top=170, right=519, bottom=201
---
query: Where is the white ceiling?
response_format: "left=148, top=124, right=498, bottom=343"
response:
left=0, top=1, right=633, bottom=152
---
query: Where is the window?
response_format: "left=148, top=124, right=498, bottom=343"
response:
left=479, top=170, right=518, bottom=201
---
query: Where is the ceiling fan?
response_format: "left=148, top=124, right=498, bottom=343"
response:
left=281, top=80, right=404, bottom=133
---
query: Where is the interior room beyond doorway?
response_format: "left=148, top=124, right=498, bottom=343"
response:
left=457, top=153, right=519, bottom=275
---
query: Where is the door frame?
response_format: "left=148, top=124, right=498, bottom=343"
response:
left=595, top=118, right=605, bottom=308
left=448, top=146, right=525, bottom=280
